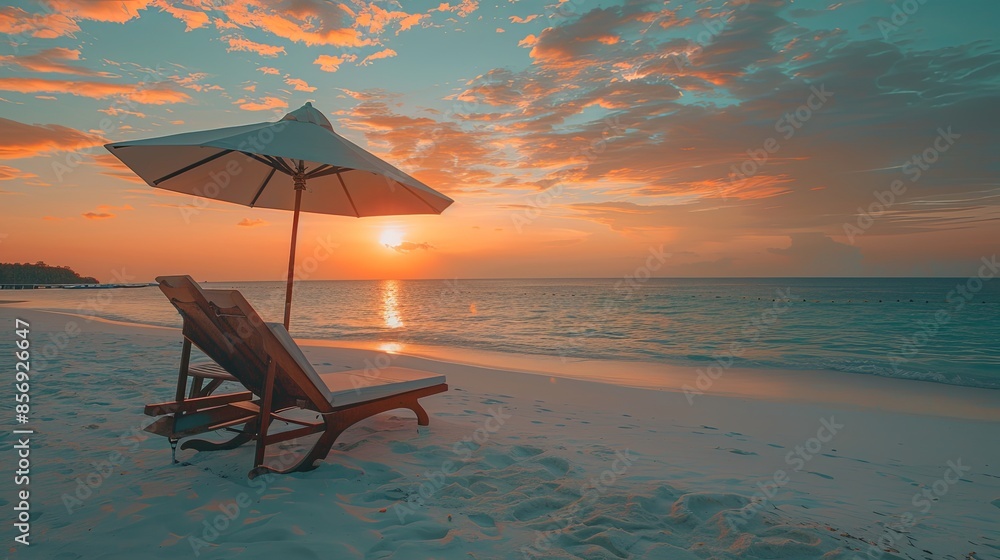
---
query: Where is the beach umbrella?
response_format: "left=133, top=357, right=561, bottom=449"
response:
left=105, top=102, right=453, bottom=328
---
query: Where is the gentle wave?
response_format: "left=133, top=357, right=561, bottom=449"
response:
left=15, top=277, right=1000, bottom=390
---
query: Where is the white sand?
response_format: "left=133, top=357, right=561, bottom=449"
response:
left=3, top=307, right=999, bottom=559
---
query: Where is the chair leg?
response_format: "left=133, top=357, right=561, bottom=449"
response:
left=410, top=401, right=430, bottom=426
left=181, top=419, right=258, bottom=452
left=248, top=418, right=343, bottom=479
left=251, top=359, right=278, bottom=473
left=175, top=339, right=192, bottom=403
left=246, top=391, right=436, bottom=479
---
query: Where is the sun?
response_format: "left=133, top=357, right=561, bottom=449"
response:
left=380, top=229, right=404, bottom=248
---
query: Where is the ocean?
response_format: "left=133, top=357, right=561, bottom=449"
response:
left=12, top=277, right=1000, bottom=389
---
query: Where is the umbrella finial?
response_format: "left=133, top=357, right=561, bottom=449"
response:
left=281, top=102, right=333, bottom=132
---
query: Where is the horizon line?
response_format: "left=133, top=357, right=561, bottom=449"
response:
left=180, top=276, right=984, bottom=283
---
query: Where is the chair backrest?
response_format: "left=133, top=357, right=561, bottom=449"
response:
left=157, top=276, right=331, bottom=411
left=158, top=275, right=260, bottom=386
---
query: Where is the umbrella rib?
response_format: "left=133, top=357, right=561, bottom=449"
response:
left=305, top=164, right=332, bottom=178
left=335, top=172, right=361, bottom=217
left=400, top=183, right=444, bottom=214
left=275, top=157, right=296, bottom=175
left=307, top=166, right=351, bottom=180
left=249, top=167, right=277, bottom=207
left=152, top=149, right=233, bottom=186
left=274, top=158, right=295, bottom=175
left=240, top=152, right=287, bottom=173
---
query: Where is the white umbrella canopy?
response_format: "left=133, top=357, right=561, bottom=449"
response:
left=105, top=102, right=453, bottom=327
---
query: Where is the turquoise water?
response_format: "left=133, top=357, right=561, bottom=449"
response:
left=14, top=278, right=1000, bottom=389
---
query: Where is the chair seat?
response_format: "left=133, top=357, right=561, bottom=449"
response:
left=318, top=367, right=446, bottom=407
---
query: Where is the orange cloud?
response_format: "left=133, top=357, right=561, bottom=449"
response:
left=353, top=4, right=423, bottom=34
left=98, top=106, right=145, bottom=119
left=0, top=47, right=116, bottom=77
left=213, top=17, right=239, bottom=31
left=173, top=72, right=215, bottom=92
left=82, top=204, right=133, bottom=220
left=285, top=77, right=316, bottom=92
left=225, top=36, right=286, bottom=57
left=127, top=84, right=192, bottom=104
left=43, top=0, right=151, bottom=24
left=313, top=54, right=356, bottom=72
left=518, top=34, right=539, bottom=48
left=387, top=241, right=434, bottom=253
left=0, top=77, right=190, bottom=104
left=237, top=96, right=287, bottom=111
left=509, top=14, right=540, bottom=24
left=718, top=175, right=795, bottom=201
left=0, top=118, right=105, bottom=159
left=314, top=55, right=343, bottom=72
left=360, top=48, right=397, bottom=66
left=215, top=0, right=371, bottom=47
left=397, top=13, right=426, bottom=33
left=0, top=7, right=79, bottom=38
left=0, top=165, right=38, bottom=181
left=152, top=0, right=209, bottom=31
left=237, top=218, right=268, bottom=227
left=258, top=66, right=281, bottom=75
left=432, top=1, right=479, bottom=17
left=342, top=96, right=502, bottom=194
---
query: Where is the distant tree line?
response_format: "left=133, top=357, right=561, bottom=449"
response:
left=0, top=262, right=99, bottom=284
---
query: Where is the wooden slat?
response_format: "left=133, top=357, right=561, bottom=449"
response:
left=144, top=391, right=253, bottom=416
left=270, top=412, right=322, bottom=427
left=262, top=423, right=326, bottom=445
left=230, top=400, right=263, bottom=413
left=144, top=404, right=259, bottom=439
left=189, top=362, right=238, bottom=381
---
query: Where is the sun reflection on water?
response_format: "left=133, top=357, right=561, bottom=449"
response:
left=379, top=342, right=404, bottom=354
left=381, top=279, right=404, bottom=329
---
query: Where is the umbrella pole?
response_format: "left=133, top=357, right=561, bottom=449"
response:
left=283, top=175, right=306, bottom=329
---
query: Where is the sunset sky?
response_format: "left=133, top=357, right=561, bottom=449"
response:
left=1, top=0, right=998, bottom=281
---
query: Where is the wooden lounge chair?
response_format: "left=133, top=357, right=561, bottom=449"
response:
left=145, top=275, right=448, bottom=478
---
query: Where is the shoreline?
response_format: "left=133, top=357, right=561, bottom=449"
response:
left=16, top=307, right=1000, bottom=422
